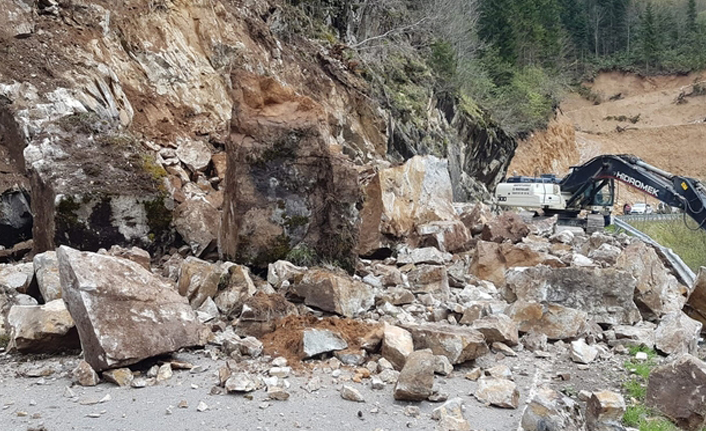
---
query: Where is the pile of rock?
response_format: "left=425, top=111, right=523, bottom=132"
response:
left=0, top=191, right=704, bottom=429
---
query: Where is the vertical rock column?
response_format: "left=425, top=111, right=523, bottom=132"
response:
left=220, top=72, right=360, bottom=270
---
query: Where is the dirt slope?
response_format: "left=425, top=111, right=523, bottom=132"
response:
left=511, top=71, right=706, bottom=207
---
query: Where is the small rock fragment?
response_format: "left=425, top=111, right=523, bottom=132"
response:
left=267, top=387, right=290, bottom=401
left=102, top=368, right=134, bottom=387
left=431, top=397, right=471, bottom=431
left=157, top=363, right=173, bottom=382
left=72, top=361, right=99, bottom=386
left=341, top=385, right=365, bottom=402
left=196, top=401, right=209, bottom=412
left=570, top=339, right=599, bottom=364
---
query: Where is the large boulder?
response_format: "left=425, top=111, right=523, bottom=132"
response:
left=506, top=301, right=588, bottom=340
left=406, top=265, right=450, bottom=299
left=174, top=198, right=220, bottom=257
left=397, top=247, right=449, bottom=266
left=58, top=246, right=209, bottom=371
left=220, top=72, right=360, bottom=270
left=267, top=260, right=307, bottom=290
left=501, top=242, right=548, bottom=268
left=291, top=268, right=373, bottom=317
left=471, top=314, right=519, bottom=346
left=381, top=323, right=414, bottom=370
left=394, top=350, right=436, bottom=401
left=615, top=242, right=686, bottom=320
left=469, top=241, right=506, bottom=287
left=214, top=264, right=257, bottom=317
left=175, top=139, right=212, bottom=173
left=586, top=391, right=626, bottom=431
left=431, top=398, right=472, bottom=431
left=177, top=257, right=227, bottom=309
left=359, top=155, right=458, bottom=256
left=417, top=220, right=472, bottom=254
left=506, top=266, right=640, bottom=326
left=654, top=312, right=702, bottom=356
left=7, top=299, right=80, bottom=353
left=23, top=114, right=174, bottom=255
left=235, top=293, right=298, bottom=337
left=686, top=266, right=706, bottom=329
left=647, top=355, right=706, bottom=431
left=480, top=212, right=530, bottom=244
left=610, top=322, right=656, bottom=349
left=0, top=262, right=35, bottom=295
left=404, top=323, right=488, bottom=364
left=457, top=202, right=493, bottom=235
left=474, top=376, right=520, bottom=409
left=302, top=329, right=348, bottom=358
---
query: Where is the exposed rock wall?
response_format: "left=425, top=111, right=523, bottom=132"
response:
left=219, top=72, right=361, bottom=269
left=0, top=0, right=516, bottom=265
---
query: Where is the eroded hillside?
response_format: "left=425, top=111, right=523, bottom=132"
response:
left=0, top=0, right=515, bottom=265
left=511, top=71, right=706, bottom=207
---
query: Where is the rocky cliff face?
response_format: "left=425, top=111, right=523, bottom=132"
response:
left=0, top=0, right=515, bottom=266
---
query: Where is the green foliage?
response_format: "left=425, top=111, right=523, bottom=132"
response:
left=624, top=404, right=651, bottom=427
left=286, top=243, right=318, bottom=267
left=624, top=360, right=654, bottom=380
left=624, top=402, right=680, bottom=431
left=627, top=219, right=706, bottom=271
left=0, top=333, right=9, bottom=349
left=621, top=347, right=682, bottom=431
left=142, top=155, right=168, bottom=186
left=623, top=377, right=647, bottom=400
left=628, top=345, right=658, bottom=359
left=430, top=40, right=457, bottom=83
left=143, top=196, right=172, bottom=236
left=641, top=3, right=660, bottom=70
left=638, top=417, right=680, bottom=431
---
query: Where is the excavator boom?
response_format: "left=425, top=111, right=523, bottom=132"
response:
left=495, top=154, right=706, bottom=232
left=560, top=154, right=706, bottom=230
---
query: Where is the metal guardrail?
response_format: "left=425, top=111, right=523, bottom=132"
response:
left=613, top=217, right=696, bottom=287
left=617, top=213, right=683, bottom=222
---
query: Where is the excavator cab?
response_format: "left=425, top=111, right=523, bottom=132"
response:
left=588, top=180, right=615, bottom=207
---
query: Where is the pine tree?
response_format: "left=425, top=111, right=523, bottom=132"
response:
left=640, top=2, right=660, bottom=70
left=688, top=0, right=697, bottom=34
left=560, top=0, right=590, bottom=59
left=478, top=0, right=517, bottom=64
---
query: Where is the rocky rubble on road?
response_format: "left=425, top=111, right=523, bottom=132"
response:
left=0, top=205, right=705, bottom=430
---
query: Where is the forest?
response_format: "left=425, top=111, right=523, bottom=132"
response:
left=293, top=0, right=706, bottom=135
left=457, top=0, right=706, bottom=134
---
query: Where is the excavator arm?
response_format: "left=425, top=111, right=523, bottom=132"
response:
left=560, top=154, right=706, bottom=230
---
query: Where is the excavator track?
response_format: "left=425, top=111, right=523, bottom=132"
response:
left=585, top=214, right=605, bottom=234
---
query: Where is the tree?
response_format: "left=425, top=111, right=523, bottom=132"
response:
left=478, top=0, right=517, bottom=64
left=625, top=0, right=640, bottom=55
left=588, top=1, right=606, bottom=57
left=640, top=2, right=660, bottom=70
left=560, top=0, right=590, bottom=60
left=688, top=0, right=698, bottom=34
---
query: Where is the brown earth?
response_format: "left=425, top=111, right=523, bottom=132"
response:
left=511, top=71, right=706, bottom=208
left=260, top=315, right=381, bottom=366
